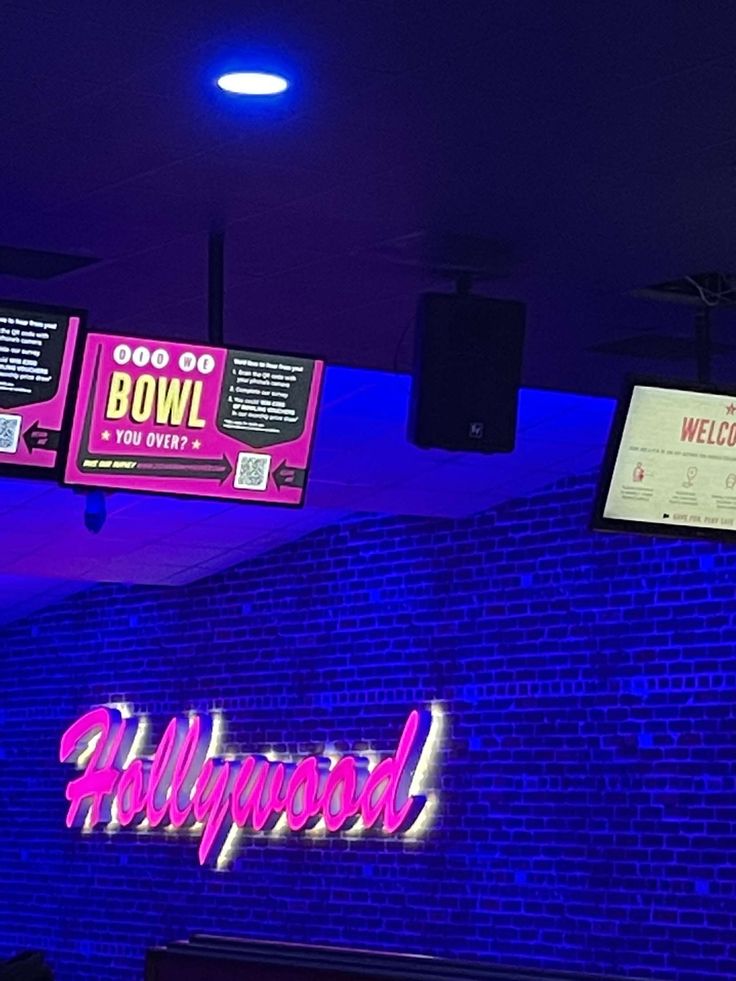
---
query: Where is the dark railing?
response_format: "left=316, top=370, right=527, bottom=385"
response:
left=145, top=936, right=656, bottom=981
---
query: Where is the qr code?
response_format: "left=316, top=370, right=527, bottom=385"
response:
left=235, top=452, right=270, bottom=491
left=0, top=414, right=21, bottom=454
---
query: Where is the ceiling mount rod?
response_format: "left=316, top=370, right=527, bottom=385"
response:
left=208, top=228, right=225, bottom=347
left=455, top=271, right=473, bottom=296
left=695, top=305, right=712, bottom=384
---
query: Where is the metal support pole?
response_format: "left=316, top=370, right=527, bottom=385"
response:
left=208, top=229, right=225, bottom=347
left=695, top=305, right=712, bottom=384
left=455, top=271, right=473, bottom=296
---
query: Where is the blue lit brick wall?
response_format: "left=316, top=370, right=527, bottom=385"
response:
left=1, top=471, right=735, bottom=981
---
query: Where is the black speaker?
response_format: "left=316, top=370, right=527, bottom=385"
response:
left=408, top=292, right=526, bottom=453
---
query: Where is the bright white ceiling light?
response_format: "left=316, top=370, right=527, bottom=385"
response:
left=216, top=71, right=289, bottom=96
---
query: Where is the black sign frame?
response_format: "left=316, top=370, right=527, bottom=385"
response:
left=591, top=374, right=736, bottom=542
left=0, top=298, right=86, bottom=482
left=60, top=328, right=326, bottom=510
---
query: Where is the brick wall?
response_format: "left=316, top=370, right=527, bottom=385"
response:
left=1, top=471, right=734, bottom=981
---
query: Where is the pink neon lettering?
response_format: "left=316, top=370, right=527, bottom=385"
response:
left=322, top=755, right=366, bottom=832
left=251, top=761, right=289, bottom=832
left=60, top=707, right=131, bottom=828
left=146, top=717, right=186, bottom=827
left=360, top=709, right=429, bottom=832
left=60, top=706, right=433, bottom=866
left=285, top=757, right=324, bottom=831
left=231, top=756, right=264, bottom=826
left=117, top=759, right=146, bottom=826
left=192, top=759, right=236, bottom=864
left=168, top=714, right=212, bottom=826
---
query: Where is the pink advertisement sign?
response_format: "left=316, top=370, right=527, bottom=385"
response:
left=0, top=301, right=82, bottom=476
left=64, top=333, right=324, bottom=506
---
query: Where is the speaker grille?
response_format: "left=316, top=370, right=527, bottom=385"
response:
left=408, top=292, right=526, bottom=454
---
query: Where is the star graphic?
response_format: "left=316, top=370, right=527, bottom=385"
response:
left=101, top=430, right=111, bottom=441
left=192, top=439, right=201, bottom=450
left=727, top=404, right=736, bottom=416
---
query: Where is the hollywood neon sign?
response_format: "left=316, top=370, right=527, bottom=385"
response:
left=59, top=705, right=440, bottom=869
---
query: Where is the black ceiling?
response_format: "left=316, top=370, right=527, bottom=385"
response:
left=3, top=0, right=736, bottom=395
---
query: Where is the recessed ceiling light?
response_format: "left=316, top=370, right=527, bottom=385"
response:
left=216, top=71, right=289, bottom=96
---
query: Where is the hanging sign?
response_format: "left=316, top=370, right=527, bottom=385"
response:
left=594, top=378, right=736, bottom=541
left=64, top=333, right=324, bottom=505
left=59, top=706, right=438, bottom=868
left=0, top=300, right=83, bottom=477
